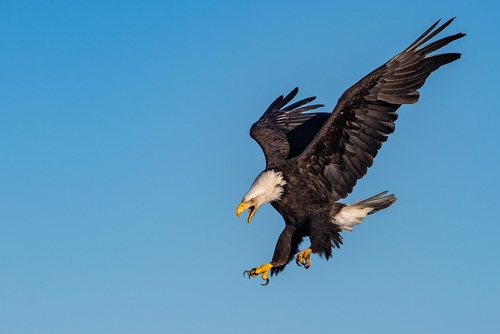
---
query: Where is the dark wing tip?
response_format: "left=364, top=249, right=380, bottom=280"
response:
left=264, top=87, right=299, bottom=113
left=407, top=17, right=464, bottom=52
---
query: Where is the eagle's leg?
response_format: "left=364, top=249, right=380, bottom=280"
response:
left=243, top=263, right=273, bottom=286
left=295, top=248, right=312, bottom=268
left=244, top=225, right=297, bottom=285
left=296, top=219, right=341, bottom=269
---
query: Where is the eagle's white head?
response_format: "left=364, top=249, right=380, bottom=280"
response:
left=236, top=170, right=286, bottom=223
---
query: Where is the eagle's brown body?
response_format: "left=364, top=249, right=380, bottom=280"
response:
left=236, top=18, right=465, bottom=285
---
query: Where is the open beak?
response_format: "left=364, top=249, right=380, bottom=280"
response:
left=236, top=202, right=257, bottom=223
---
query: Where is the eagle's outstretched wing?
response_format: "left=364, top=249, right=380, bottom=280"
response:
left=296, top=18, right=465, bottom=199
left=250, top=87, right=328, bottom=168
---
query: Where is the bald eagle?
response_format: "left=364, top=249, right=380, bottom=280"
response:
left=236, top=18, right=465, bottom=285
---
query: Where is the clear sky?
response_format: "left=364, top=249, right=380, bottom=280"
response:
left=1, top=1, right=499, bottom=333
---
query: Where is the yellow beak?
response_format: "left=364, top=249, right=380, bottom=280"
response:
left=236, top=201, right=257, bottom=223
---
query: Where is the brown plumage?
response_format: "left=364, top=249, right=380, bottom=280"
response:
left=236, top=18, right=465, bottom=285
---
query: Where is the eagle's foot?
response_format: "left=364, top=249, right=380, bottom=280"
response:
left=243, top=263, right=273, bottom=286
left=296, top=248, right=312, bottom=269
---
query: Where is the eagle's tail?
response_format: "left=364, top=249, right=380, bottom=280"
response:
left=352, top=191, right=397, bottom=214
left=334, top=191, right=397, bottom=232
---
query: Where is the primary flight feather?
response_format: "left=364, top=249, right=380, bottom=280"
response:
left=236, top=18, right=465, bottom=285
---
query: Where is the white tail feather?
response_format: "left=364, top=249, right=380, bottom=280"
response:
left=334, top=191, right=397, bottom=232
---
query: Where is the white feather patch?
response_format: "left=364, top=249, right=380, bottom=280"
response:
left=334, top=205, right=374, bottom=232
left=243, top=170, right=286, bottom=204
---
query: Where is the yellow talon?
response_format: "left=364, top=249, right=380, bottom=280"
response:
left=243, top=263, right=273, bottom=286
left=296, top=248, right=312, bottom=269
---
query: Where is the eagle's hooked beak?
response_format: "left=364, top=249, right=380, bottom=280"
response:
left=236, top=201, right=257, bottom=223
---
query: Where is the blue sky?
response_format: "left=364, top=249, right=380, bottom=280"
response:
left=1, top=1, right=499, bottom=333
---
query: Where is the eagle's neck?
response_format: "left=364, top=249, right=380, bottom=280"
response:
left=244, top=169, right=287, bottom=205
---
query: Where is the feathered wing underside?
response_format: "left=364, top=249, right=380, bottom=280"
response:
left=296, top=18, right=465, bottom=200
left=250, top=87, right=329, bottom=168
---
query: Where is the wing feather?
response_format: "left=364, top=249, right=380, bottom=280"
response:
left=250, top=88, right=327, bottom=168
left=295, top=18, right=465, bottom=199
